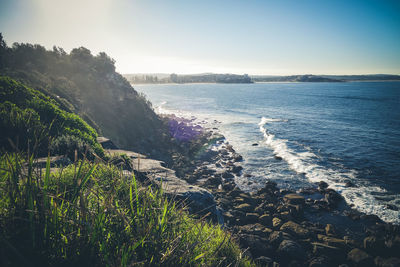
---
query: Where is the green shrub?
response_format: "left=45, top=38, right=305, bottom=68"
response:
left=0, top=76, right=104, bottom=158
left=0, top=154, right=253, bottom=266
left=49, top=135, right=94, bottom=161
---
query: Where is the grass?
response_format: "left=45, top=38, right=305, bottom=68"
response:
left=0, top=151, right=254, bottom=266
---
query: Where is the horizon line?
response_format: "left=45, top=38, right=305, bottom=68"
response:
left=122, top=72, right=400, bottom=76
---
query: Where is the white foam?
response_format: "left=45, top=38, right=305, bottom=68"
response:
left=259, top=117, right=400, bottom=224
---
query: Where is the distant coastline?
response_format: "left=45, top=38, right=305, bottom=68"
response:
left=124, top=73, right=400, bottom=84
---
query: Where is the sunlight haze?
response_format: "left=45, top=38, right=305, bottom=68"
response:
left=1, top=0, right=399, bottom=74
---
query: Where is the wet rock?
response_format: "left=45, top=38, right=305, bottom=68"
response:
left=233, top=154, right=243, bottom=162
left=274, top=155, right=283, bottom=160
left=222, top=171, right=234, bottom=179
left=279, top=211, right=293, bottom=221
left=277, top=239, right=306, bottom=260
left=386, top=204, right=399, bottom=211
left=280, top=221, right=310, bottom=238
left=258, top=181, right=279, bottom=194
left=347, top=248, right=373, bottom=266
left=300, top=187, right=320, bottom=195
left=232, top=165, right=243, bottom=174
left=344, top=180, right=355, bottom=187
left=324, top=189, right=343, bottom=208
left=273, top=217, right=283, bottom=228
left=318, top=181, right=329, bottom=190
left=284, top=194, right=305, bottom=205
left=204, top=176, right=222, bottom=186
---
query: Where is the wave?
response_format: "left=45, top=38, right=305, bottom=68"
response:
left=258, top=117, right=400, bottom=224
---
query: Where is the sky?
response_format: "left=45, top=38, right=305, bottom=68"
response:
left=1, top=0, right=399, bottom=75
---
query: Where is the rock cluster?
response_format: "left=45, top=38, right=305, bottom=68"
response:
left=187, top=141, right=400, bottom=267
left=102, top=136, right=400, bottom=267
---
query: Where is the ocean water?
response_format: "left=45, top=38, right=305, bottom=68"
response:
left=135, top=82, right=400, bottom=224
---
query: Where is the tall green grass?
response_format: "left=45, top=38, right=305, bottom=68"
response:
left=0, top=152, right=253, bottom=266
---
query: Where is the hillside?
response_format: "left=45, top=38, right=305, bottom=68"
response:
left=0, top=35, right=175, bottom=163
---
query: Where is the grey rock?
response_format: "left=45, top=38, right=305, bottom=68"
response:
left=277, top=239, right=306, bottom=260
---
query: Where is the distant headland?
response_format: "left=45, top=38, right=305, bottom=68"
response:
left=123, top=73, right=400, bottom=84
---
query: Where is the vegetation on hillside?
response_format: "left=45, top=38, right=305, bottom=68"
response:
left=0, top=33, right=174, bottom=163
left=0, top=153, right=252, bottom=266
left=0, top=76, right=104, bottom=158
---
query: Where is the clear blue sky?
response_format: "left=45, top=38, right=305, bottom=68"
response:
left=1, top=0, right=399, bottom=75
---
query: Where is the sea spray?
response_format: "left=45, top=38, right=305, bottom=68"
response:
left=258, top=117, right=400, bottom=223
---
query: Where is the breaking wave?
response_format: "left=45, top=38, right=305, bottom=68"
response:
left=258, top=117, right=400, bottom=224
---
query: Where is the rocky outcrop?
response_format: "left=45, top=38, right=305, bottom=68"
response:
left=106, top=148, right=223, bottom=224
left=102, top=136, right=400, bottom=267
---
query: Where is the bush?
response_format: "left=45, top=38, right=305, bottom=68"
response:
left=0, top=76, right=104, bottom=158
left=0, top=154, right=253, bottom=266
left=49, top=135, right=94, bottom=161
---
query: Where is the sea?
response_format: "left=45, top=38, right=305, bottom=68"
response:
left=135, top=82, right=400, bottom=224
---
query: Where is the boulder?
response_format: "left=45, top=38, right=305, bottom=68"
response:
left=232, top=165, right=243, bottom=174
left=312, top=242, right=344, bottom=260
left=222, top=171, right=234, bottom=179
left=273, top=217, right=283, bottom=228
left=240, top=234, right=273, bottom=258
left=280, top=221, right=310, bottom=238
left=318, top=181, right=329, bottom=190
left=277, top=239, right=306, bottom=260
left=233, top=154, right=243, bottom=162
left=347, top=248, right=373, bottom=266
left=284, top=194, right=305, bottom=205
left=324, top=189, right=343, bottom=208
left=269, top=231, right=292, bottom=246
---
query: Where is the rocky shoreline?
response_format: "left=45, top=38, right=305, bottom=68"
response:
left=168, top=122, right=400, bottom=267
left=99, top=116, right=400, bottom=266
